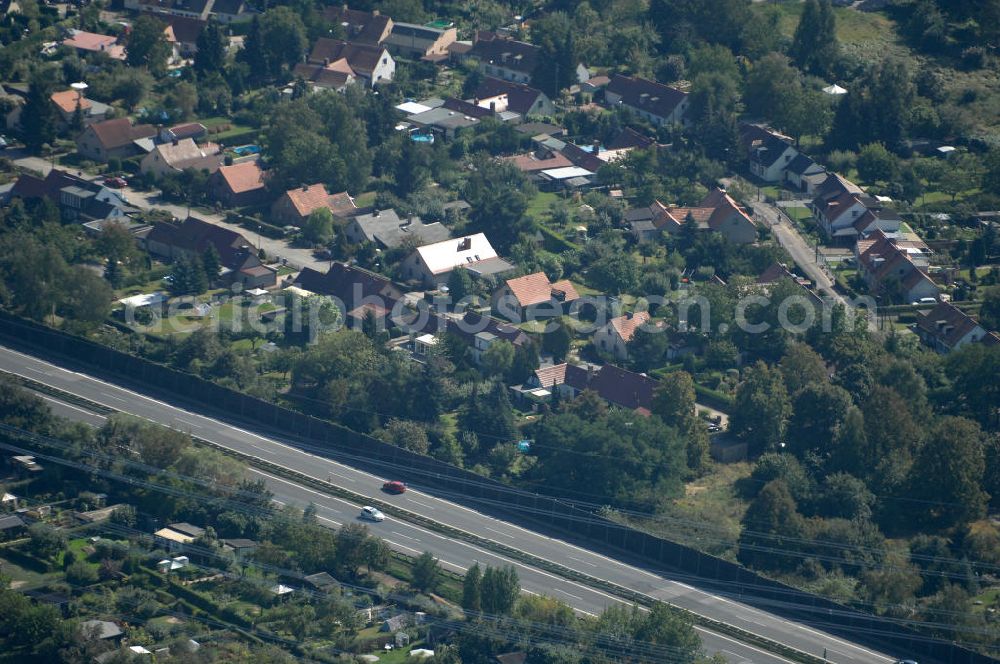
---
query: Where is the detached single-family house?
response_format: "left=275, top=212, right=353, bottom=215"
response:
left=307, top=38, right=395, bottom=86
left=593, top=311, right=651, bottom=361
left=62, top=29, right=125, bottom=59
left=271, top=183, right=356, bottom=226
left=344, top=208, right=450, bottom=249
left=384, top=22, right=456, bottom=61
left=604, top=74, right=688, bottom=127
left=513, top=362, right=657, bottom=414
left=627, top=188, right=756, bottom=244
left=401, top=233, right=514, bottom=287
left=76, top=118, right=157, bottom=162
left=144, top=216, right=277, bottom=288
left=492, top=272, right=579, bottom=322
left=748, top=132, right=798, bottom=183
left=303, top=572, right=338, bottom=592
left=125, top=0, right=211, bottom=20
left=209, top=159, right=267, bottom=207
left=140, top=138, right=223, bottom=178
left=49, top=89, right=110, bottom=128
left=154, top=13, right=206, bottom=57
left=784, top=154, right=826, bottom=193
left=294, top=262, right=404, bottom=329
left=469, top=31, right=539, bottom=84
left=857, top=231, right=938, bottom=303
left=322, top=5, right=393, bottom=45
left=472, top=77, right=553, bottom=118
left=11, top=168, right=134, bottom=223
left=159, top=122, right=207, bottom=143
left=913, top=301, right=990, bottom=353
left=292, top=61, right=357, bottom=92
left=809, top=173, right=876, bottom=240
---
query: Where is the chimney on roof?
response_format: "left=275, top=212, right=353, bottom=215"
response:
left=172, top=138, right=178, bottom=146
left=301, top=183, right=308, bottom=191
left=372, top=8, right=379, bottom=15
left=373, top=208, right=380, bottom=217
left=458, top=237, right=472, bottom=251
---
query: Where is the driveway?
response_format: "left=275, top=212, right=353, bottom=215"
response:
left=120, top=186, right=328, bottom=272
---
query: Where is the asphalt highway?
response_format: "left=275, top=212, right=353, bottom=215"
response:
left=0, top=344, right=900, bottom=664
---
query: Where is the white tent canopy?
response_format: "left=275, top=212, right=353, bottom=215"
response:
left=823, top=84, right=847, bottom=95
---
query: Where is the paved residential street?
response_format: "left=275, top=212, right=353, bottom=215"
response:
left=752, top=196, right=846, bottom=307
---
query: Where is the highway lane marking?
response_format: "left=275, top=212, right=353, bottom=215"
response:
left=0, top=347, right=890, bottom=662
left=704, top=592, right=895, bottom=662
left=693, top=627, right=799, bottom=664
left=485, top=526, right=515, bottom=538
left=34, top=394, right=107, bottom=420
left=390, top=530, right=416, bottom=541
left=406, top=499, right=435, bottom=510
left=175, top=419, right=202, bottom=429
left=326, top=471, right=352, bottom=481
left=252, top=467, right=634, bottom=611
left=556, top=589, right=582, bottom=600
left=567, top=556, right=598, bottom=568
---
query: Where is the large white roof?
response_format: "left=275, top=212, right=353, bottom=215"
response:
left=416, top=232, right=498, bottom=275
left=541, top=166, right=594, bottom=180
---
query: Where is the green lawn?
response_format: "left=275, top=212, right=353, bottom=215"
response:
left=0, top=553, right=59, bottom=589
left=784, top=206, right=812, bottom=222
left=525, top=191, right=561, bottom=222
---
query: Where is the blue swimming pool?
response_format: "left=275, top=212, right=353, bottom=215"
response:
left=410, top=133, right=434, bottom=144
left=231, top=144, right=261, bottom=156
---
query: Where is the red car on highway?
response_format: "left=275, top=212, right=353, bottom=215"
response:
left=382, top=480, right=406, bottom=494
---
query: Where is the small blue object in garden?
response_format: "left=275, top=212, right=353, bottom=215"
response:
left=231, top=145, right=261, bottom=157
left=517, top=440, right=532, bottom=452
left=410, top=133, right=434, bottom=144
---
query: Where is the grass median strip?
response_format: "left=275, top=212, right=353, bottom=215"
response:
left=1, top=370, right=826, bottom=664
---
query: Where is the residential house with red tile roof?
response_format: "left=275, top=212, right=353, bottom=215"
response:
left=209, top=160, right=267, bottom=207
left=292, top=61, right=357, bottom=91
left=627, top=188, right=755, bottom=244
left=49, top=89, right=110, bottom=128
left=144, top=216, right=276, bottom=288
left=62, top=30, right=125, bottom=59
left=307, top=38, right=395, bottom=86
left=604, top=74, right=688, bottom=127
left=271, top=183, right=356, bottom=226
left=492, top=272, right=580, bottom=322
left=913, top=301, right=991, bottom=353
left=505, top=149, right=573, bottom=174
left=76, top=118, right=157, bottom=162
left=593, top=311, right=651, bottom=361
left=857, top=230, right=938, bottom=303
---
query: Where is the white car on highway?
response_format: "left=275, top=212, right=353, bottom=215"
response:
left=360, top=506, right=385, bottom=522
